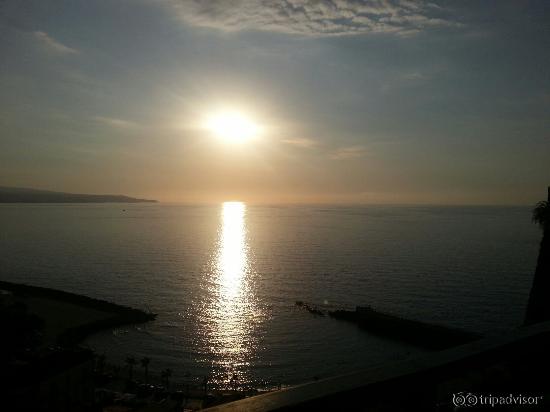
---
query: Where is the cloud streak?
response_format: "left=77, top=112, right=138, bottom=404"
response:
left=94, top=116, right=139, bottom=129
left=329, top=145, right=368, bottom=159
left=281, top=137, right=317, bottom=147
left=169, top=0, right=462, bottom=37
left=33, top=31, right=78, bottom=54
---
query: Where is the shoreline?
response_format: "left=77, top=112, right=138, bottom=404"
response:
left=0, top=280, right=156, bottom=345
left=1, top=280, right=262, bottom=410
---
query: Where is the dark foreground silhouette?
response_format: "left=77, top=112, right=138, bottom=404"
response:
left=0, top=281, right=156, bottom=411
left=524, top=187, right=550, bottom=325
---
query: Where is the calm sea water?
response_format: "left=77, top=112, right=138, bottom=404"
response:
left=0, top=203, right=540, bottom=389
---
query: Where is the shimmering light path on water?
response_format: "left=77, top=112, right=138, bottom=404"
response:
left=0, top=204, right=539, bottom=390
left=205, top=202, right=261, bottom=386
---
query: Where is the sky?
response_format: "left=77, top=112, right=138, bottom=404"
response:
left=0, top=0, right=548, bottom=205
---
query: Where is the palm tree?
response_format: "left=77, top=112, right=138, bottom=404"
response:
left=524, top=188, right=550, bottom=325
left=126, top=356, right=137, bottom=382
left=161, top=368, right=172, bottom=389
left=202, top=375, right=210, bottom=397
left=532, top=200, right=550, bottom=229
left=140, top=357, right=151, bottom=383
left=96, top=353, right=106, bottom=375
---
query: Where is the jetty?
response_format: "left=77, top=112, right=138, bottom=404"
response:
left=329, top=306, right=481, bottom=350
left=0, top=280, right=156, bottom=346
left=295, top=300, right=480, bottom=350
left=295, top=300, right=325, bottom=316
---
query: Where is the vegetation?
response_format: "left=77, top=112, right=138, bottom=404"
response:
left=524, top=188, right=550, bottom=325
left=161, top=368, right=173, bottom=389
left=126, top=356, right=137, bottom=381
left=532, top=200, right=550, bottom=229
left=140, top=356, right=151, bottom=383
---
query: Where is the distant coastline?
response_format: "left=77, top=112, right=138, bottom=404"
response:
left=0, top=186, right=156, bottom=203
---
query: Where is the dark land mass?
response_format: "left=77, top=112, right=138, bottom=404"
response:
left=329, top=306, right=482, bottom=350
left=0, top=186, right=157, bottom=203
left=0, top=281, right=254, bottom=411
left=0, top=280, right=156, bottom=346
left=0, top=280, right=158, bottom=411
left=295, top=301, right=481, bottom=350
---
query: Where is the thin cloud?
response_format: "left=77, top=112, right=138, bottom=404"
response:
left=330, top=145, right=368, bottom=160
left=94, top=116, right=139, bottom=129
left=33, top=31, right=78, bottom=54
left=401, top=71, right=426, bottom=81
left=281, top=137, right=317, bottom=148
left=168, top=0, right=463, bottom=37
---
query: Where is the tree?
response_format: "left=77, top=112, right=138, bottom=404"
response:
left=96, top=353, right=106, bottom=375
left=161, top=368, right=172, bottom=389
left=524, top=188, right=550, bottom=325
left=140, top=357, right=151, bottom=383
left=202, top=375, right=209, bottom=396
left=126, top=356, right=137, bottom=382
left=532, top=200, right=550, bottom=229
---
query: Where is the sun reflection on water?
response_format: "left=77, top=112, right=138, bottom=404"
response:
left=204, top=201, right=259, bottom=388
left=218, top=202, right=248, bottom=299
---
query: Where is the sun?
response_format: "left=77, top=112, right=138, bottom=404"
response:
left=204, top=111, right=260, bottom=143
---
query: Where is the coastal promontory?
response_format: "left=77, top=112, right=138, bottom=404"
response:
left=0, top=186, right=156, bottom=203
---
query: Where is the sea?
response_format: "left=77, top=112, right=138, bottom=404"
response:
left=0, top=203, right=540, bottom=390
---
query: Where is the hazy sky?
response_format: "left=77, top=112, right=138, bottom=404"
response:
left=0, top=1, right=548, bottom=204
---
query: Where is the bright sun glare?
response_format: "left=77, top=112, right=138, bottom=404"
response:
left=204, top=111, right=260, bottom=143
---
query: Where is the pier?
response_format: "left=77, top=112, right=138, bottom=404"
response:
left=329, top=306, right=481, bottom=350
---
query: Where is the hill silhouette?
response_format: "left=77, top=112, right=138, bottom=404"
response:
left=0, top=186, right=156, bottom=203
